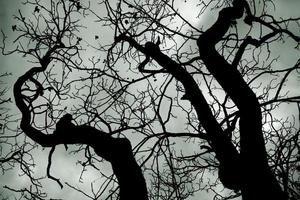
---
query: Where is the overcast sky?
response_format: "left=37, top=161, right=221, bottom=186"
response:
left=1, top=0, right=300, bottom=200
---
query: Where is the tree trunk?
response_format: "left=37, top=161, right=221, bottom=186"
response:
left=197, top=1, right=286, bottom=199
left=13, top=54, right=149, bottom=200
left=94, top=138, right=148, bottom=200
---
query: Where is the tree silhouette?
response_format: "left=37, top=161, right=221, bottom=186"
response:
left=1, top=0, right=300, bottom=200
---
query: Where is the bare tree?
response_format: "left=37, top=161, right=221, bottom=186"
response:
left=1, top=0, right=300, bottom=199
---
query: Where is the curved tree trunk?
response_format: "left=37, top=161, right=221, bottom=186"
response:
left=13, top=47, right=148, bottom=200
left=197, top=1, right=286, bottom=199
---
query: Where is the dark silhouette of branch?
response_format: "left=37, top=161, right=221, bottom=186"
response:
left=47, top=146, right=63, bottom=188
left=0, top=151, right=21, bottom=163
left=197, top=0, right=287, bottom=199
left=116, top=34, right=242, bottom=191
left=13, top=31, right=148, bottom=200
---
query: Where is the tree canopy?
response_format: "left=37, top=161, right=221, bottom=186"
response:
left=1, top=0, right=300, bottom=200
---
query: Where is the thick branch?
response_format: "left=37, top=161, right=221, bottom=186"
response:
left=197, top=1, right=286, bottom=199
left=13, top=46, right=148, bottom=200
left=13, top=44, right=64, bottom=147
left=54, top=119, right=148, bottom=200
left=117, top=35, right=242, bottom=190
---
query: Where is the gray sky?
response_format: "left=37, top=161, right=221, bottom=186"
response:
left=1, top=0, right=300, bottom=200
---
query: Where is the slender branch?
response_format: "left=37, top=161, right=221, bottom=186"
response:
left=0, top=151, right=21, bottom=163
left=47, top=146, right=63, bottom=189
